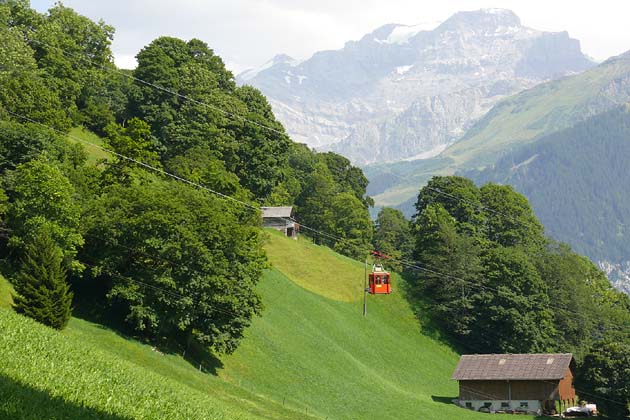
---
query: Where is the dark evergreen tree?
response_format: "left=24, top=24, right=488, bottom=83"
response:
left=13, top=228, right=73, bottom=330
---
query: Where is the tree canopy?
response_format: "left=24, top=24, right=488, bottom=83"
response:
left=0, top=1, right=373, bottom=358
left=409, top=176, right=630, bottom=361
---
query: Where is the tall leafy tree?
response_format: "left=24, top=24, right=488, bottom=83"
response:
left=329, top=192, right=373, bottom=258
left=471, top=246, right=555, bottom=353
left=29, top=3, right=114, bottom=123
left=411, top=175, right=630, bottom=360
left=414, top=176, right=486, bottom=237
left=321, top=152, right=373, bottom=207
left=131, top=37, right=290, bottom=201
left=373, top=207, right=413, bottom=270
left=577, top=340, right=630, bottom=419
left=81, top=177, right=266, bottom=354
left=412, top=203, right=482, bottom=336
left=4, top=158, right=83, bottom=271
left=233, top=86, right=292, bottom=199
left=479, top=183, right=545, bottom=251
left=13, top=226, right=73, bottom=330
left=0, top=8, right=70, bottom=130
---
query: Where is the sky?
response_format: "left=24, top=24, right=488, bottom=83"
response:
left=31, top=0, right=630, bottom=74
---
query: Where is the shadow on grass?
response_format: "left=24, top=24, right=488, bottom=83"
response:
left=431, top=395, right=456, bottom=405
left=70, top=277, right=224, bottom=375
left=397, top=270, right=478, bottom=355
left=0, top=373, right=131, bottom=420
left=396, top=272, right=451, bottom=341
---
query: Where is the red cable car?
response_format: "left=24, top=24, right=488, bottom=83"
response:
left=368, top=263, right=392, bottom=294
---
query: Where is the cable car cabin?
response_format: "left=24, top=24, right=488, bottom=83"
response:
left=368, top=265, right=392, bottom=294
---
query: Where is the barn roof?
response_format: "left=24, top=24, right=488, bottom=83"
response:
left=451, top=353, right=574, bottom=381
left=261, top=206, right=293, bottom=218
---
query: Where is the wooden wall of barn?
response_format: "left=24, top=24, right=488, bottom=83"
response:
left=558, top=368, right=576, bottom=400
left=459, top=380, right=560, bottom=401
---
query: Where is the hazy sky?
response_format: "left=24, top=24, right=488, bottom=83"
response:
left=31, top=0, right=630, bottom=74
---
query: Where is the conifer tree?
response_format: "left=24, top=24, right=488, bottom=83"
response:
left=12, top=228, right=73, bottom=330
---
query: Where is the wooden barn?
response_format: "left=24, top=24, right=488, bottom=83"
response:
left=261, top=206, right=297, bottom=238
left=451, top=353, right=576, bottom=415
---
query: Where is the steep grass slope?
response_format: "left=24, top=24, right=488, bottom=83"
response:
left=0, top=275, right=312, bottom=419
left=219, top=231, right=528, bottom=419
left=0, top=233, right=531, bottom=419
left=443, top=52, right=630, bottom=168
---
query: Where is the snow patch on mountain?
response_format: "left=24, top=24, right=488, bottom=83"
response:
left=484, top=8, right=513, bottom=15
left=378, top=22, right=440, bottom=45
left=395, top=65, right=414, bottom=75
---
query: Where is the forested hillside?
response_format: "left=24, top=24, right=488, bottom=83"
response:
left=0, top=0, right=373, bottom=355
left=407, top=177, right=630, bottom=418
left=466, top=106, right=630, bottom=292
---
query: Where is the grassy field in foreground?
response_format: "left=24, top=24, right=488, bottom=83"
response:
left=0, top=232, right=538, bottom=419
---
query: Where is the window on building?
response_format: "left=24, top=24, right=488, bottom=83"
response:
left=483, top=402, right=492, bottom=408
left=520, top=402, right=528, bottom=408
left=501, top=402, right=509, bottom=408
left=465, top=402, right=473, bottom=409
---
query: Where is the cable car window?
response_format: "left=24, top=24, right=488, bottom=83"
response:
left=383, top=276, right=389, bottom=284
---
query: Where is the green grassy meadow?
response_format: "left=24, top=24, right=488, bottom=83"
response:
left=0, top=274, right=13, bottom=308
left=0, top=231, right=536, bottom=419
left=67, top=126, right=112, bottom=164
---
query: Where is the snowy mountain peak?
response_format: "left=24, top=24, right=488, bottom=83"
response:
left=239, top=9, right=594, bottom=162
left=238, top=54, right=300, bottom=81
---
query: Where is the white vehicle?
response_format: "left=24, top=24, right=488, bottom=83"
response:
left=562, top=403, right=597, bottom=417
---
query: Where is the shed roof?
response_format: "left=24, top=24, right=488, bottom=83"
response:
left=261, top=206, right=293, bottom=218
left=451, top=353, right=574, bottom=381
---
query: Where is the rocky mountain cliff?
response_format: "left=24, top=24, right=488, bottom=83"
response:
left=238, top=9, right=594, bottom=165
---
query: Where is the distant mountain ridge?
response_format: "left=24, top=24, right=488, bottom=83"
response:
left=238, top=9, right=594, bottom=164
left=367, top=50, right=630, bottom=212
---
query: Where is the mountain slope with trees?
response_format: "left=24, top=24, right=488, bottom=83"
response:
left=367, top=50, right=630, bottom=212
left=467, top=106, right=630, bottom=293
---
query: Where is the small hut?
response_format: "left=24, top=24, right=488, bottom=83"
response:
left=261, top=206, right=297, bottom=238
left=451, top=353, right=576, bottom=414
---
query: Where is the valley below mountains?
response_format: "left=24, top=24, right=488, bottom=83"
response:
left=240, top=10, right=630, bottom=295
left=238, top=9, right=593, bottom=165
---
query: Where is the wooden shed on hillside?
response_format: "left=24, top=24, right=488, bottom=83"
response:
left=451, top=353, right=576, bottom=415
left=261, top=206, right=297, bottom=238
